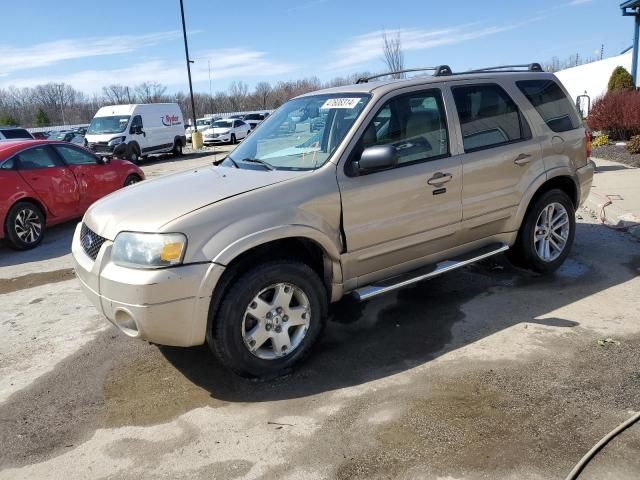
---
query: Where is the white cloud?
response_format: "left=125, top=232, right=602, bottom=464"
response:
left=328, top=24, right=522, bottom=71
left=0, top=31, right=182, bottom=75
left=0, top=49, right=296, bottom=93
left=569, top=0, right=592, bottom=5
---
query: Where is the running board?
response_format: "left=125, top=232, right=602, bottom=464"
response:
left=352, top=243, right=509, bottom=301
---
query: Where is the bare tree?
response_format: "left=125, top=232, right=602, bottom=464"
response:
left=102, top=84, right=135, bottom=105
left=134, top=82, right=168, bottom=103
left=382, top=31, right=405, bottom=78
left=254, top=82, right=272, bottom=109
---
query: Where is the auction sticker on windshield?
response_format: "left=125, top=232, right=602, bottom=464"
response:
left=321, top=98, right=361, bottom=109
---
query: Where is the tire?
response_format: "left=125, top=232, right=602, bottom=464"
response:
left=508, top=189, right=575, bottom=274
left=230, top=134, right=236, bottom=145
left=172, top=140, right=183, bottom=157
left=209, top=260, right=328, bottom=378
left=124, top=174, right=141, bottom=187
left=128, top=145, right=141, bottom=164
left=4, top=201, right=45, bottom=250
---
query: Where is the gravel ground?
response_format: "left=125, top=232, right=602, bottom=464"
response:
left=592, top=144, right=640, bottom=168
left=0, top=152, right=639, bottom=479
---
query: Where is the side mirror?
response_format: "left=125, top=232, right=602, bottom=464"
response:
left=355, top=145, right=398, bottom=174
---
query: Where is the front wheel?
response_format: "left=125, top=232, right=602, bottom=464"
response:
left=508, top=189, right=575, bottom=274
left=209, top=260, right=328, bottom=378
left=172, top=141, right=183, bottom=156
left=5, top=201, right=45, bottom=250
left=230, top=134, right=236, bottom=145
left=123, top=174, right=141, bottom=187
left=128, top=145, right=140, bottom=164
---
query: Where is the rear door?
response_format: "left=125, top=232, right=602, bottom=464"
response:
left=52, top=144, right=120, bottom=210
left=15, top=145, right=80, bottom=218
left=448, top=82, right=544, bottom=242
left=339, top=87, right=463, bottom=282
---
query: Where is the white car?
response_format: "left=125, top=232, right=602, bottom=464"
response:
left=186, top=117, right=215, bottom=142
left=203, top=119, right=250, bottom=144
left=243, top=113, right=267, bottom=131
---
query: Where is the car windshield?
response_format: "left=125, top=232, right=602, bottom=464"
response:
left=87, top=115, right=130, bottom=134
left=212, top=120, right=232, bottom=129
left=196, top=119, right=211, bottom=126
left=224, top=94, right=369, bottom=171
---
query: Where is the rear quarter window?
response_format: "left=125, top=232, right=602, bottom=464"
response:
left=516, top=79, right=581, bottom=133
left=0, top=129, right=32, bottom=139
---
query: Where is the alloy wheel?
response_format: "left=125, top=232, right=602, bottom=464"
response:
left=242, top=283, right=311, bottom=360
left=533, top=202, right=570, bottom=262
left=14, top=208, right=42, bottom=244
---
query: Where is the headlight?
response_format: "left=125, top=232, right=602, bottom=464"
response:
left=108, top=136, right=126, bottom=146
left=112, top=232, right=187, bottom=269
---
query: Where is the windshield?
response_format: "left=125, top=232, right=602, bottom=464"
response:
left=87, top=115, right=130, bottom=134
left=212, top=120, right=232, bottom=129
left=224, top=94, right=369, bottom=171
left=196, top=119, right=211, bottom=126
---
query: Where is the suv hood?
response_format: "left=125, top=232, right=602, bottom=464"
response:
left=84, top=165, right=302, bottom=239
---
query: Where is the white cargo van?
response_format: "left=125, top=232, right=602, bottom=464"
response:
left=85, top=103, right=186, bottom=163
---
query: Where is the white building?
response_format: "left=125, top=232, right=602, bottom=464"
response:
left=555, top=50, right=633, bottom=115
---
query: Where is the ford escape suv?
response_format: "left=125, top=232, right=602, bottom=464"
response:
left=72, top=63, right=594, bottom=377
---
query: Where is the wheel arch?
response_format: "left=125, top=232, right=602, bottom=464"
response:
left=206, top=232, right=342, bottom=343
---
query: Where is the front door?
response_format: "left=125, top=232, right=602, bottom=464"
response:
left=129, top=114, right=148, bottom=153
left=52, top=144, right=120, bottom=210
left=339, top=88, right=463, bottom=283
left=15, top=145, right=80, bottom=218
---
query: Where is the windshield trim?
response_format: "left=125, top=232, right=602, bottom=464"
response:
left=226, top=93, right=370, bottom=172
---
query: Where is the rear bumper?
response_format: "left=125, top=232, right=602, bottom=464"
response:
left=71, top=223, right=225, bottom=346
left=577, top=161, right=595, bottom=207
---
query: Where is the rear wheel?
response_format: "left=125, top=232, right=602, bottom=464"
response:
left=124, top=174, right=141, bottom=187
left=508, top=189, right=575, bottom=274
left=172, top=140, right=183, bottom=156
left=209, top=260, right=328, bottom=378
left=5, top=201, right=45, bottom=250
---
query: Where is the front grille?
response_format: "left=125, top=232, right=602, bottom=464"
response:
left=80, top=223, right=107, bottom=260
left=88, top=142, right=113, bottom=154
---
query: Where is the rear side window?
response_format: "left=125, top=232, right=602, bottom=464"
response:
left=16, top=147, right=59, bottom=169
left=516, top=79, right=580, bottom=133
left=452, top=84, right=531, bottom=152
left=0, top=128, right=32, bottom=139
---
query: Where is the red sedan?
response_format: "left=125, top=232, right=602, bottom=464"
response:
left=0, top=140, right=144, bottom=250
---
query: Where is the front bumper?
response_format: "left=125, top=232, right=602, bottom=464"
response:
left=71, top=223, right=225, bottom=347
left=203, top=135, right=230, bottom=144
left=577, top=161, right=595, bottom=207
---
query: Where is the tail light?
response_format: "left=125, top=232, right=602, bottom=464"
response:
left=586, top=129, right=592, bottom=159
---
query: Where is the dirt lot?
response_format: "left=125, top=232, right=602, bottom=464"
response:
left=1, top=149, right=639, bottom=479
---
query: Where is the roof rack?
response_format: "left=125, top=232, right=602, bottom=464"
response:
left=356, top=65, right=452, bottom=83
left=464, top=63, right=544, bottom=74
left=354, top=62, right=543, bottom=84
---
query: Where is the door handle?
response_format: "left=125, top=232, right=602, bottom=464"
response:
left=514, top=153, right=532, bottom=165
left=427, top=172, right=452, bottom=186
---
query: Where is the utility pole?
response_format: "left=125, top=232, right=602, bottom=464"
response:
left=179, top=0, right=198, bottom=134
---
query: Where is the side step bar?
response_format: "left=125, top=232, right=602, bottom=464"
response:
left=353, top=243, right=509, bottom=301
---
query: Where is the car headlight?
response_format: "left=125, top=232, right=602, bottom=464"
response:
left=112, top=232, right=187, bottom=269
left=108, top=136, right=126, bottom=146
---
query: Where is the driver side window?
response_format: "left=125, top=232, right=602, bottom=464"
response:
left=130, top=115, right=143, bottom=133
left=359, top=89, right=450, bottom=167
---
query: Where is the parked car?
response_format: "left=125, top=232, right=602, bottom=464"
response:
left=243, top=113, right=267, bottom=130
left=72, top=63, right=593, bottom=377
left=185, top=117, right=215, bottom=142
left=48, top=130, right=85, bottom=145
left=85, top=103, right=186, bottom=163
left=31, top=132, right=48, bottom=140
left=202, top=119, right=250, bottom=144
left=0, top=127, right=34, bottom=140
left=0, top=140, right=144, bottom=250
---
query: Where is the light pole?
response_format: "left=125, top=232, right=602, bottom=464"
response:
left=621, top=1, right=640, bottom=87
left=179, top=0, right=200, bottom=146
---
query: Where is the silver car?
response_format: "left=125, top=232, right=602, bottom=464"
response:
left=72, top=63, right=594, bottom=377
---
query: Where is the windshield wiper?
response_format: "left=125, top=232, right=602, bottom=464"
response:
left=221, top=156, right=240, bottom=168
left=239, top=158, right=275, bottom=171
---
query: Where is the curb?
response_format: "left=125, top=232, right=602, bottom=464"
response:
left=583, top=191, right=640, bottom=240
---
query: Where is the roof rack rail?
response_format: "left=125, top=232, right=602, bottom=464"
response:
left=356, top=65, right=452, bottom=84
left=464, top=63, right=544, bottom=74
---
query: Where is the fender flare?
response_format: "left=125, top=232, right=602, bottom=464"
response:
left=210, top=224, right=343, bottom=280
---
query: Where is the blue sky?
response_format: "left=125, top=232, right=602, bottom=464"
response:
left=0, top=0, right=634, bottom=94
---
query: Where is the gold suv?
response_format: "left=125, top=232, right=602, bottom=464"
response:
left=72, top=63, right=594, bottom=377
